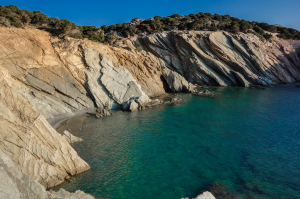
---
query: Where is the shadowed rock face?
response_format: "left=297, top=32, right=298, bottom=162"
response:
left=0, top=66, right=90, bottom=188
left=2, top=27, right=299, bottom=119
left=138, top=31, right=300, bottom=87
left=0, top=26, right=300, bottom=193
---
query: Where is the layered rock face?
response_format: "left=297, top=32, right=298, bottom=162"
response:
left=0, top=26, right=300, bottom=196
left=0, top=27, right=94, bottom=120
left=138, top=31, right=300, bottom=87
left=0, top=150, right=94, bottom=199
left=0, top=66, right=90, bottom=188
left=2, top=27, right=299, bottom=119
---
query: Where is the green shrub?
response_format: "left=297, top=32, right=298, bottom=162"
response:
left=69, top=32, right=83, bottom=39
left=135, top=47, right=142, bottom=52
left=122, top=46, right=132, bottom=51
left=196, top=34, right=203, bottom=38
left=251, top=31, right=265, bottom=42
left=10, top=21, right=22, bottom=28
left=1, top=4, right=300, bottom=44
left=253, top=26, right=265, bottom=35
left=263, top=33, right=272, bottom=41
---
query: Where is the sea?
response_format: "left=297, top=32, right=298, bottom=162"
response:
left=53, top=85, right=300, bottom=199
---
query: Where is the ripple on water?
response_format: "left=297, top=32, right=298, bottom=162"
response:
left=54, top=86, right=300, bottom=199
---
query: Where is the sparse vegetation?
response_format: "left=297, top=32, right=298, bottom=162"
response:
left=135, top=47, right=142, bottom=52
left=122, top=46, right=132, bottom=51
left=0, top=4, right=299, bottom=47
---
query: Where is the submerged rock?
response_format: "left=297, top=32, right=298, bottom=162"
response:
left=182, top=191, right=216, bottom=199
left=62, top=130, right=83, bottom=144
left=95, top=108, right=112, bottom=118
left=192, top=90, right=220, bottom=97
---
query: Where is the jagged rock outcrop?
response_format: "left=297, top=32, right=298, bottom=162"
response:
left=0, top=26, right=300, bottom=196
left=0, top=66, right=90, bottom=188
left=53, top=38, right=165, bottom=109
left=0, top=150, right=94, bottom=199
left=138, top=31, right=300, bottom=87
left=62, top=130, right=83, bottom=144
left=2, top=27, right=299, bottom=117
left=0, top=27, right=94, bottom=120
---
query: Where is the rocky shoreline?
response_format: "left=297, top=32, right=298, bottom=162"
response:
left=0, top=24, right=300, bottom=198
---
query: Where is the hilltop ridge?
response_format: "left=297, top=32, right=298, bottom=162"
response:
left=1, top=4, right=300, bottom=46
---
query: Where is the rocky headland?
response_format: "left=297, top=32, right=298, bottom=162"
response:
left=0, top=18, right=300, bottom=198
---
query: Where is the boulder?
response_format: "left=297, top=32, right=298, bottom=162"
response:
left=182, top=191, right=216, bottom=199
left=96, top=108, right=112, bottom=118
left=135, top=95, right=151, bottom=106
left=129, top=100, right=139, bottom=112
left=149, top=99, right=161, bottom=106
left=62, top=130, right=83, bottom=144
left=47, top=189, right=95, bottom=199
left=162, top=67, right=189, bottom=92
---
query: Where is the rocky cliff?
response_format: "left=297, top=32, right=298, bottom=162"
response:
left=0, top=149, right=94, bottom=199
left=0, top=65, right=90, bottom=188
left=0, top=26, right=300, bottom=197
left=1, top=27, right=299, bottom=121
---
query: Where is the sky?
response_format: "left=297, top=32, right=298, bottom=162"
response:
left=2, top=0, right=300, bottom=30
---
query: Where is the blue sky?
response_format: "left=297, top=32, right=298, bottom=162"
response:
left=2, top=0, right=300, bottom=30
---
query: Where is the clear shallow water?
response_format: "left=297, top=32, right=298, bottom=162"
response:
left=54, top=86, right=300, bottom=199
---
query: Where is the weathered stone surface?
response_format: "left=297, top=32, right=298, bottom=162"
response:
left=0, top=66, right=90, bottom=188
left=0, top=150, right=46, bottom=199
left=182, top=191, right=216, bottom=199
left=62, top=130, right=83, bottom=144
left=47, top=188, right=95, bottom=199
left=95, top=108, right=112, bottom=118
left=162, top=67, right=189, bottom=92
left=135, top=95, right=151, bottom=106
left=139, top=31, right=300, bottom=87
left=53, top=38, right=159, bottom=110
left=96, top=108, right=112, bottom=116
left=129, top=99, right=139, bottom=111
left=149, top=99, right=162, bottom=106
left=0, top=150, right=94, bottom=199
left=0, top=27, right=94, bottom=119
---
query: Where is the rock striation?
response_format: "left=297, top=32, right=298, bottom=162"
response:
left=0, top=149, right=94, bottom=199
left=1, top=27, right=300, bottom=119
left=62, top=130, right=83, bottom=144
left=138, top=31, right=300, bottom=87
left=0, top=25, right=300, bottom=197
left=0, top=66, right=90, bottom=188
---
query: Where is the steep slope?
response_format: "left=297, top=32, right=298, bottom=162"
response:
left=138, top=31, right=300, bottom=87
left=1, top=27, right=300, bottom=118
left=0, top=65, right=90, bottom=188
left=0, top=25, right=300, bottom=191
left=0, top=150, right=95, bottom=199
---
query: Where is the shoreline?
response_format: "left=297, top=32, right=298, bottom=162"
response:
left=48, top=93, right=176, bottom=130
left=48, top=107, right=96, bottom=129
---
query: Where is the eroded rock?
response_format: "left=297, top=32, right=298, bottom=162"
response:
left=62, top=130, right=83, bottom=144
left=0, top=66, right=90, bottom=188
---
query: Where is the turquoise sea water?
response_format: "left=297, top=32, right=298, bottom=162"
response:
left=54, top=86, right=300, bottom=199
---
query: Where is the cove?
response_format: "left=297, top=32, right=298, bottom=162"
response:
left=53, top=86, right=300, bottom=199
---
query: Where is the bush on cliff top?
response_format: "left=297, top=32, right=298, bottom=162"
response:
left=0, top=4, right=299, bottom=44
